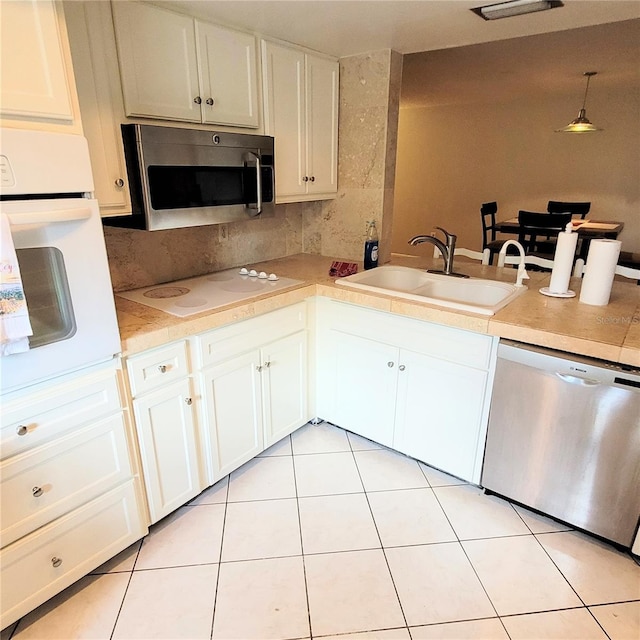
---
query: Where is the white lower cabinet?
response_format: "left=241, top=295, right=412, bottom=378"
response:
left=126, top=342, right=201, bottom=524
left=200, top=350, right=264, bottom=479
left=193, top=303, right=308, bottom=483
left=317, top=299, right=496, bottom=483
left=0, top=360, right=147, bottom=628
left=332, top=332, right=398, bottom=448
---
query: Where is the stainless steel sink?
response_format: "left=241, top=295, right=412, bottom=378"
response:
left=334, top=265, right=526, bottom=315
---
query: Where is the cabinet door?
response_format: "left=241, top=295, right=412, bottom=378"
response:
left=112, top=1, right=200, bottom=122
left=305, top=54, right=338, bottom=195
left=261, top=40, right=306, bottom=198
left=201, top=351, right=264, bottom=479
left=332, top=331, right=398, bottom=448
left=133, top=379, right=200, bottom=523
left=196, top=22, right=259, bottom=128
left=0, top=0, right=73, bottom=121
left=394, top=350, right=488, bottom=482
left=262, top=331, right=308, bottom=448
left=64, top=1, right=131, bottom=216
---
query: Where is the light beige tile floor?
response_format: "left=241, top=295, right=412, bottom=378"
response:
left=5, top=422, right=640, bottom=640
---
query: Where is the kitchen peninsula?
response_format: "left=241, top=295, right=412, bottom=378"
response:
left=116, top=253, right=640, bottom=366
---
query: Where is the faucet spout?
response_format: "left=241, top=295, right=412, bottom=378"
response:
left=408, top=227, right=468, bottom=277
left=498, top=240, right=530, bottom=287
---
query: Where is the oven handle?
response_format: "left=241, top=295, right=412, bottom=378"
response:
left=244, top=151, right=262, bottom=216
left=7, top=207, right=92, bottom=226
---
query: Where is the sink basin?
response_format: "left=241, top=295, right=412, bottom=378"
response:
left=335, top=265, right=526, bottom=315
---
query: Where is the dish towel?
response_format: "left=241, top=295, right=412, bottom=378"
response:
left=0, top=213, right=33, bottom=355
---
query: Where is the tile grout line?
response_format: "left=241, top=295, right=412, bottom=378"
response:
left=208, top=474, right=231, bottom=640
left=291, top=433, right=314, bottom=640
left=108, top=539, right=144, bottom=640
left=529, top=531, right=616, bottom=640
left=347, top=431, right=412, bottom=637
left=425, top=472, right=511, bottom=638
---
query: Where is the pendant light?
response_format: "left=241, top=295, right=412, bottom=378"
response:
left=557, top=71, right=602, bottom=133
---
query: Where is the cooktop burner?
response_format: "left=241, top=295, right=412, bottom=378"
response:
left=117, top=268, right=304, bottom=317
left=143, top=286, right=191, bottom=299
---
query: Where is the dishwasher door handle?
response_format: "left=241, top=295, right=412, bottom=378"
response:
left=555, top=372, right=601, bottom=387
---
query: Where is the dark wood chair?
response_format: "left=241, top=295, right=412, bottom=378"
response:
left=547, top=201, right=591, bottom=219
left=481, top=201, right=516, bottom=264
left=517, top=211, right=572, bottom=258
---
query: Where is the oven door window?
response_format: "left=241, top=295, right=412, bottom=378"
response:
left=147, top=165, right=273, bottom=210
left=17, top=247, right=76, bottom=348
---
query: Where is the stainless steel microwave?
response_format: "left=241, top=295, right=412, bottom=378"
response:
left=103, top=124, right=275, bottom=231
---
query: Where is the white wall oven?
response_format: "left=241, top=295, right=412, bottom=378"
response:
left=0, top=128, right=121, bottom=393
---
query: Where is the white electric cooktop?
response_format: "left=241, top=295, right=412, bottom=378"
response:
left=117, top=267, right=304, bottom=317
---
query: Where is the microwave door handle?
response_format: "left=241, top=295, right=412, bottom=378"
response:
left=245, top=152, right=262, bottom=216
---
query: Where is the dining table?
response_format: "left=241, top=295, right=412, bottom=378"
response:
left=496, top=217, right=624, bottom=261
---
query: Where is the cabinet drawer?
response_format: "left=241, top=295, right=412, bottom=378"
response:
left=1, top=368, right=121, bottom=460
left=0, top=480, right=145, bottom=629
left=1, top=413, right=132, bottom=548
left=195, top=303, right=307, bottom=368
left=127, top=341, right=189, bottom=396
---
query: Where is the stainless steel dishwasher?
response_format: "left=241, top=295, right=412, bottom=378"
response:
left=482, top=339, right=640, bottom=548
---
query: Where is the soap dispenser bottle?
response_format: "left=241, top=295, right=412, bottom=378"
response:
left=364, top=220, right=379, bottom=270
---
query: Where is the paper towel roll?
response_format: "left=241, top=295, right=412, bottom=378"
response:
left=548, top=227, right=578, bottom=294
left=579, top=239, right=622, bottom=306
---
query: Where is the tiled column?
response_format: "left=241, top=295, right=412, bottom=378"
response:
left=303, top=49, right=402, bottom=263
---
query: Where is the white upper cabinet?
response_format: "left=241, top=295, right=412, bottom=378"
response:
left=196, top=21, right=259, bottom=127
left=64, top=0, right=131, bottom=217
left=0, top=0, right=78, bottom=127
left=112, top=1, right=259, bottom=128
left=262, top=40, right=338, bottom=203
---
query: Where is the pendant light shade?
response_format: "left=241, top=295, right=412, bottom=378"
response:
left=557, top=71, right=602, bottom=133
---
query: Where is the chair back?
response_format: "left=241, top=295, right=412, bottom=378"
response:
left=433, top=246, right=490, bottom=265
left=517, top=211, right=571, bottom=253
left=480, top=201, right=498, bottom=248
left=547, top=201, right=591, bottom=219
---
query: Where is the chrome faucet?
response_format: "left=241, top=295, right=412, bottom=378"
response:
left=497, top=240, right=530, bottom=288
left=408, top=227, right=468, bottom=278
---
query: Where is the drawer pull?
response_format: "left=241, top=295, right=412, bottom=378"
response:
left=185, top=397, right=193, bottom=405
left=399, top=365, right=406, bottom=371
left=264, top=361, right=271, bottom=368
left=158, top=365, right=167, bottom=373
left=256, top=365, right=263, bottom=372
left=17, top=425, right=28, bottom=436
left=114, top=178, right=125, bottom=188
left=32, top=486, right=44, bottom=498
left=51, top=557, right=63, bottom=568
left=387, top=361, right=395, bottom=368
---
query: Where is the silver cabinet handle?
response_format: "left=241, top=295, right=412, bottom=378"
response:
left=51, top=557, right=62, bottom=568
left=194, top=96, right=202, bottom=104
left=399, top=365, right=406, bottom=371
left=114, top=178, right=125, bottom=188
left=387, top=361, right=394, bottom=368
left=158, top=365, right=167, bottom=373
left=185, top=397, right=193, bottom=405
left=264, top=361, right=271, bottom=368
left=256, top=365, right=263, bottom=372
left=32, top=486, right=43, bottom=497
left=17, top=425, right=28, bottom=436
left=206, top=98, right=214, bottom=105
